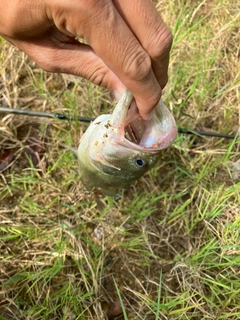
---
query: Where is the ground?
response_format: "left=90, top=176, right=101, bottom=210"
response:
left=0, top=0, right=240, bottom=319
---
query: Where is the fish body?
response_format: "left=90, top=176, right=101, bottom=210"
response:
left=76, top=90, right=177, bottom=195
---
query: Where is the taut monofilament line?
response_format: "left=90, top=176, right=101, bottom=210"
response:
left=0, top=106, right=238, bottom=140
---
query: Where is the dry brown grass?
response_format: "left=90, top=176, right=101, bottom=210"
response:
left=1, top=0, right=240, bottom=319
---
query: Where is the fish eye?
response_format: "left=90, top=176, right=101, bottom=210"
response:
left=135, top=158, right=145, bottom=167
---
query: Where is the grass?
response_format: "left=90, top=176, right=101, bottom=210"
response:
left=0, top=0, right=240, bottom=319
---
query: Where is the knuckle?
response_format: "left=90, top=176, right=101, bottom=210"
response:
left=76, top=60, right=109, bottom=87
left=148, top=27, right=173, bottom=59
left=123, top=49, right=152, bottom=84
left=88, top=69, right=108, bottom=87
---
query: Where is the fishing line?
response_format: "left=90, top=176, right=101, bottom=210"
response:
left=0, top=106, right=238, bottom=140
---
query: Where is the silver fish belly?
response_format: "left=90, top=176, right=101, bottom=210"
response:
left=76, top=90, right=177, bottom=195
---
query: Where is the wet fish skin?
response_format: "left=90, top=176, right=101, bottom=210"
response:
left=76, top=90, right=177, bottom=195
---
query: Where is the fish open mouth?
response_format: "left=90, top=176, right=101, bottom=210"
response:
left=124, top=117, right=144, bottom=145
left=123, top=100, right=177, bottom=150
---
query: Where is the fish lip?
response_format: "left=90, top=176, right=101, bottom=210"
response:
left=120, top=99, right=177, bottom=152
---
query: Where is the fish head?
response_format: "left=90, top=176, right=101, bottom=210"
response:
left=77, top=90, right=177, bottom=194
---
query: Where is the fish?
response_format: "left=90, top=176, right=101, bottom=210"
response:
left=73, top=90, right=177, bottom=195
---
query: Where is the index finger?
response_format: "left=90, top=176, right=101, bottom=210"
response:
left=113, top=0, right=172, bottom=90
left=47, top=0, right=167, bottom=118
left=87, top=1, right=162, bottom=118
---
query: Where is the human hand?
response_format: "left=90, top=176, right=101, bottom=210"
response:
left=0, top=0, right=172, bottom=119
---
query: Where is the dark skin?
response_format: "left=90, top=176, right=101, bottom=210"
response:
left=0, top=0, right=172, bottom=119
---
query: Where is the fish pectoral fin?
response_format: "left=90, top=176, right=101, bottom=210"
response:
left=61, top=143, right=78, bottom=157
left=66, top=145, right=78, bottom=158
